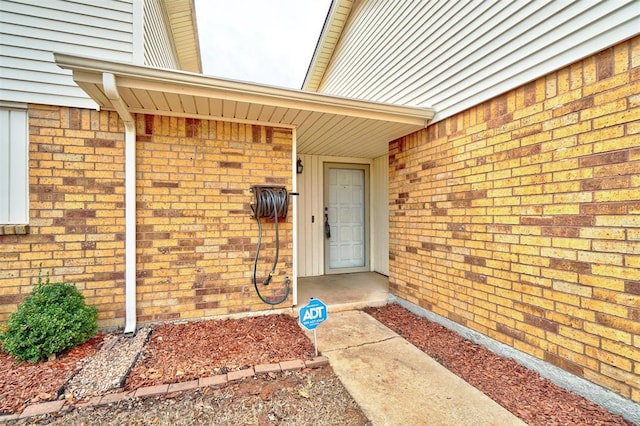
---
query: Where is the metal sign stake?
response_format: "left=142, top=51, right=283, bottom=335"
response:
left=314, top=329, right=318, bottom=357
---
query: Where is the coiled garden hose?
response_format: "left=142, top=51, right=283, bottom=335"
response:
left=251, top=186, right=290, bottom=305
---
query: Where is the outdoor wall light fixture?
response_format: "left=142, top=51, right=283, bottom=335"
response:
left=297, top=157, right=304, bottom=174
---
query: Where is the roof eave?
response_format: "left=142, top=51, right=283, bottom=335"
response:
left=164, top=0, right=202, bottom=73
left=54, top=53, right=434, bottom=158
left=55, top=53, right=433, bottom=125
left=302, top=0, right=354, bottom=92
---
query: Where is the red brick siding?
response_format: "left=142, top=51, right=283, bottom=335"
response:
left=0, top=107, right=292, bottom=328
left=388, top=36, right=640, bottom=402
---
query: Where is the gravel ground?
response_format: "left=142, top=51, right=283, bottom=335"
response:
left=7, top=368, right=369, bottom=426
left=65, top=328, right=151, bottom=400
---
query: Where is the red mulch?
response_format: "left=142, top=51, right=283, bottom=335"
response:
left=365, top=304, right=633, bottom=426
left=125, top=314, right=314, bottom=390
left=2, top=306, right=633, bottom=425
left=0, top=334, right=103, bottom=414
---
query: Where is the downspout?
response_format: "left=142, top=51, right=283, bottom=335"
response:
left=102, top=73, right=137, bottom=335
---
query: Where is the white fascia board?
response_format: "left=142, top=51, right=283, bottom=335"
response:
left=54, top=53, right=434, bottom=126
left=302, top=0, right=353, bottom=91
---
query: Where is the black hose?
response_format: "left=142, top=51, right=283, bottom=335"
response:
left=251, top=186, right=290, bottom=305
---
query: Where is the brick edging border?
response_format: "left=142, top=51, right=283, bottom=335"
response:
left=0, top=356, right=329, bottom=422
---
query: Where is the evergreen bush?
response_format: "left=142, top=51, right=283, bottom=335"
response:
left=0, top=275, right=98, bottom=362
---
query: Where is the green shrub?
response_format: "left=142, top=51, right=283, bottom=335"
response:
left=0, top=275, right=98, bottom=362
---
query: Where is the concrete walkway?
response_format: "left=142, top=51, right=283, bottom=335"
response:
left=306, top=310, right=526, bottom=426
left=298, top=272, right=388, bottom=312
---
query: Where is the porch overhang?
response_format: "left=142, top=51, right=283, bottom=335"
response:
left=54, top=53, right=434, bottom=159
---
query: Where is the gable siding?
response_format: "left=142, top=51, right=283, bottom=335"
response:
left=0, top=0, right=134, bottom=108
left=143, top=0, right=179, bottom=70
left=316, top=0, right=640, bottom=122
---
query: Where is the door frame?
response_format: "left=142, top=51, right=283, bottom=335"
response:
left=323, top=162, right=370, bottom=274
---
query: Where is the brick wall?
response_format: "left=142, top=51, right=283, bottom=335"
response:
left=134, top=115, right=293, bottom=322
left=0, top=106, right=293, bottom=328
left=0, top=105, right=126, bottom=327
left=388, top=36, right=639, bottom=402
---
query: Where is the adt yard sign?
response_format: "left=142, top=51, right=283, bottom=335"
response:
left=299, top=298, right=327, bottom=330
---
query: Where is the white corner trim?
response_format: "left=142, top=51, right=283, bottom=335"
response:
left=132, top=0, right=144, bottom=65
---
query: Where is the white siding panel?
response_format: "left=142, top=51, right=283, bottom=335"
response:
left=2, top=7, right=131, bottom=40
left=2, top=67, right=82, bottom=87
left=31, top=0, right=131, bottom=15
left=0, top=89, right=96, bottom=109
left=0, top=110, right=10, bottom=223
left=0, top=0, right=134, bottom=108
left=143, top=0, right=179, bottom=69
left=371, top=155, right=388, bottom=275
left=2, top=0, right=131, bottom=28
left=317, top=0, right=640, bottom=122
left=297, top=154, right=322, bottom=277
left=0, top=107, right=28, bottom=224
left=1, top=33, right=130, bottom=60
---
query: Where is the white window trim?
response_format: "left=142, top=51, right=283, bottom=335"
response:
left=0, top=102, right=29, bottom=226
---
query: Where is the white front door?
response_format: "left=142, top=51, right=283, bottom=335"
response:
left=324, top=163, right=369, bottom=274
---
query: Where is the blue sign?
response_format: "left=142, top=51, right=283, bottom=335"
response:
left=299, top=298, right=328, bottom=330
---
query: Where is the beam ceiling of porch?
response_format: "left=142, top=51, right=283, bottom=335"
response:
left=54, top=54, right=434, bottom=159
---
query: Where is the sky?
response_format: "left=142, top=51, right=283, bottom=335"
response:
left=194, top=0, right=332, bottom=89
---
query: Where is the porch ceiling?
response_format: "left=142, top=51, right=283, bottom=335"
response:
left=54, top=54, right=434, bottom=159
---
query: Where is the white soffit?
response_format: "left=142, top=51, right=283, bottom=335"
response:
left=54, top=54, right=434, bottom=158
left=164, top=0, right=202, bottom=73
left=302, top=0, right=354, bottom=91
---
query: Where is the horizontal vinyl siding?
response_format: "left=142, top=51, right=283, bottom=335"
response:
left=143, top=0, right=179, bottom=69
left=317, top=0, right=640, bottom=122
left=0, top=0, right=134, bottom=108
